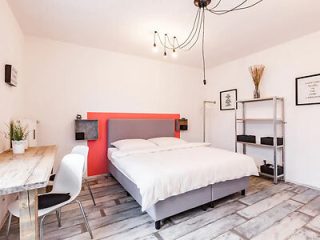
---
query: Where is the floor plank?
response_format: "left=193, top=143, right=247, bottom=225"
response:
left=299, top=196, right=320, bottom=217
left=251, top=212, right=311, bottom=240
left=291, top=189, right=320, bottom=204
left=307, top=215, right=320, bottom=233
left=237, top=191, right=295, bottom=219
left=213, top=232, right=244, bottom=240
left=234, top=200, right=303, bottom=239
left=177, top=214, right=245, bottom=240
left=158, top=202, right=246, bottom=240
left=288, top=228, right=320, bottom=240
left=239, top=183, right=290, bottom=205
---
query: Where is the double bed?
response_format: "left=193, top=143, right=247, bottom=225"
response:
left=107, top=119, right=258, bottom=229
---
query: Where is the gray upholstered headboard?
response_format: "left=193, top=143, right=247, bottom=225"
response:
left=108, top=119, right=176, bottom=147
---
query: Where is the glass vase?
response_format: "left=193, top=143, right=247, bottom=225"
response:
left=253, top=87, right=260, bottom=99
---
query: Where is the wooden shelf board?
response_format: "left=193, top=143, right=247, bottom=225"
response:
left=259, top=172, right=285, bottom=179
left=236, top=118, right=285, bottom=123
left=237, top=97, right=284, bottom=103
left=237, top=141, right=284, bottom=149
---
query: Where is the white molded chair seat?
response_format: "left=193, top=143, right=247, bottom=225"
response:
left=7, top=153, right=93, bottom=239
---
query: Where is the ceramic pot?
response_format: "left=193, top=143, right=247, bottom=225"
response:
left=12, top=140, right=25, bottom=154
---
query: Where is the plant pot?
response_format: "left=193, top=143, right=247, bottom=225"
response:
left=12, top=140, right=25, bottom=154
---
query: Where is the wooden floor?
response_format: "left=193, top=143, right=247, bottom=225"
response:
left=1, top=176, right=320, bottom=240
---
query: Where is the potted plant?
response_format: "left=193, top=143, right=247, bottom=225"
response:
left=7, top=121, right=29, bottom=154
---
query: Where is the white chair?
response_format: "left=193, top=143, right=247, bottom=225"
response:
left=71, top=145, right=96, bottom=206
left=6, top=154, right=93, bottom=239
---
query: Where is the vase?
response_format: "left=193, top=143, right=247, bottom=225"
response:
left=12, top=140, right=25, bottom=154
left=253, top=87, right=260, bottom=99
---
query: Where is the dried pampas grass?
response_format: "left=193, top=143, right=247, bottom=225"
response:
left=249, top=65, right=265, bottom=88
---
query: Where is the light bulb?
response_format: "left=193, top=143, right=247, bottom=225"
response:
left=163, top=51, right=167, bottom=58
left=152, top=43, right=158, bottom=53
left=172, top=49, right=178, bottom=58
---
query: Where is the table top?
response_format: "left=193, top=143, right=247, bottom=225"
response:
left=0, top=145, right=57, bottom=195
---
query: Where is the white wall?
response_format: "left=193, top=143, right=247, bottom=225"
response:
left=21, top=36, right=204, bottom=166
left=0, top=0, right=24, bottom=152
left=205, top=30, right=320, bottom=189
left=0, top=0, right=24, bottom=228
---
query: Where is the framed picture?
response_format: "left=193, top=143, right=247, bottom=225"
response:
left=296, top=74, right=320, bottom=106
left=220, top=89, right=237, bottom=111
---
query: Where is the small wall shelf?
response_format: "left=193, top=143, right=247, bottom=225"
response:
left=235, top=96, right=285, bottom=184
left=75, top=119, right=98, bottom=140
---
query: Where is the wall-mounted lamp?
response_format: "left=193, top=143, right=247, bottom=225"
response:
left=175, top=118, right=188, bottom=131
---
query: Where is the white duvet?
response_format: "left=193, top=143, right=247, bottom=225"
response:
left=110, top=143, right=258, bottom=211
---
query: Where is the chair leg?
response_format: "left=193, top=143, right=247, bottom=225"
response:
left=56, top=209, right=62, bottom=227
left=40, top=215, right=47, bottom=240
left=6, top=213, right=12, bottom=237
left=76, top=200, right=93, bottom=239
left=85, top=179, right=96, bottom=206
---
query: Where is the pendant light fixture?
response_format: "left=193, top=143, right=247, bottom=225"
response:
left=152, top=0, right=263, bottom=85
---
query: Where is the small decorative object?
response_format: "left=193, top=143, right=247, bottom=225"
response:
left=296, top=73, right=320, bottom=106
left=220, top=89, right=237, bottom=111
left=237, top=135, right=256, bottom=143
left=260, top=137, right=283, bottom=146
left=76, top=114, right=82, bottom=120
left=260, top=160, right=284, bottom=176
left=5, top=64, right=18, bottom=87
left=249, top=65, right=265, bottom=99
left=175, top=118, right=188, bottom=131
left=5, top=121, right=29, bottom=154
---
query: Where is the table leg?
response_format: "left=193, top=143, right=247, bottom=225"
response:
left=19, top=189, right=39, bottom=240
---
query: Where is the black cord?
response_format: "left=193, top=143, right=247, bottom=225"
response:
left=178, top=8, right=201, bottom=48
left=208, top=0, right=263, bottom=14
left=186, top=10, right=204, bottom=50
left=208, top=0, right=223, bottom=10
left=179, top=9, right=202, bottom=49
left=201, top=8, right=206, bottom=85
left=209, top=0, right=248, bottom=15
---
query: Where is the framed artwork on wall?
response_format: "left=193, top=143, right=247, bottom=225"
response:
left=220, top=89, right=237, bottom=111
left=296, top=74, right=320, bottom=106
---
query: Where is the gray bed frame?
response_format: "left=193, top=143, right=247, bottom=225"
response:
left=107, top=119, right=249, bottom=230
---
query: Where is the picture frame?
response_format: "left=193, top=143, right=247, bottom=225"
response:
left=296, top=74, right=320, bottom=106
left=220, top=89, right=237, bottom=111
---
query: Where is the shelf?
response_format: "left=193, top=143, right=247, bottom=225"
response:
left=237, top=97, right=284, bottom=103
left=237, top=141, right=284, bottom=149
left=236, top=118, right=285, bottom=123
left=235, top=95, right=285, bottom=184
left=259, top=172, right=285, bottom=179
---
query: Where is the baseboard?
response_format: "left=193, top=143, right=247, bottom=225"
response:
left=285, top=178, right=320, bottom=191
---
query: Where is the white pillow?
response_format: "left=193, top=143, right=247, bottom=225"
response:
left=148, top=137, right=187, bottom=147
left=111, top=139, right=157, bottom=151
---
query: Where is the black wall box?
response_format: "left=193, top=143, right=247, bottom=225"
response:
left=5, top=64, right=17, bottom=87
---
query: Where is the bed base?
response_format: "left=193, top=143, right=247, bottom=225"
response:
left=109, top=162, right=249, bottom=230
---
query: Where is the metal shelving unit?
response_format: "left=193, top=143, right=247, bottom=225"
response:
left=235, top=97, right=285, bottom=184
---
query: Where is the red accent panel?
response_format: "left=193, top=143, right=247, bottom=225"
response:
left=87, top=112, right=180, bottom=176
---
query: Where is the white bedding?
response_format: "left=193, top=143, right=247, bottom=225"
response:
left=110, top=143, right=258, bottom=211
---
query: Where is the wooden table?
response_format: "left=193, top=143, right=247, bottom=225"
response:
left=0, top=146, right=57, bottom=240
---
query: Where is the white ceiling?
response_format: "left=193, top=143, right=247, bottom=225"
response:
left=7, top=0, right=320, bottom=68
